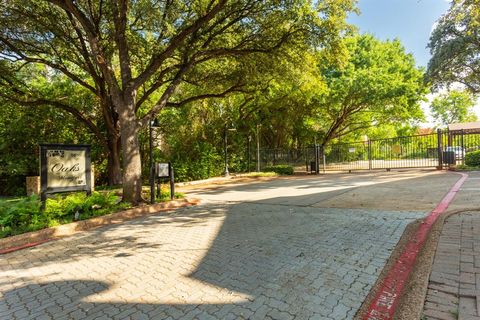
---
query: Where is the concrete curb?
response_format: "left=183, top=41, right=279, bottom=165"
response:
left=175, top=173, right=270, bottom=187
left=362, top=172, right=468, bottom=319
left=0, top=198, right=200, bottom=254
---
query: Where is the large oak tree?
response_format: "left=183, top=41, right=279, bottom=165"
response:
left=307, top=34, right=427, bottom=146
left=0, top=0, right=355, bottom=203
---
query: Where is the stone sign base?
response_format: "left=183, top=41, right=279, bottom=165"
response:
left=26, top=176, right=40, bottom=196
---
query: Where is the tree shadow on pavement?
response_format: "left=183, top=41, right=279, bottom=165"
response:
left=0, top=171, right=459, bottom=319
left=0, top=280, right=239, bottom=320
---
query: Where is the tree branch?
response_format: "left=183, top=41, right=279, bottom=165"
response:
left=0, top=36, right=98, bottom=94
left=134, top=65, right=178, bottom=111
left=139, top=60, right=194, bottom=127
left=132, top=0, right=228, bottom=92
left=112, top=0, right=132, bottom=91
left=64, top=10, right=102, bottom=87
left=45, top=0, right=122, bottom=98
left=165, top=83, right=247, bottom=108
left=0, top=92, right=107, bottom=149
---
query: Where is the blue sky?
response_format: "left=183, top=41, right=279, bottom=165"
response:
left=348, top=0, right=450, bottom=68
left=348, top=1, right=480, bottom=126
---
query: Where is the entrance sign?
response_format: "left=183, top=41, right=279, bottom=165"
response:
left=40, top=144, right=92, bottom=205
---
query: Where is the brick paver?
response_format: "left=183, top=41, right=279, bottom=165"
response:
left=0, top=198, right=425, bottom=319
left=423, top=211, right=480, bottom=320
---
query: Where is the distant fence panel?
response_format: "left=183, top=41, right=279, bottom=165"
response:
left=368, top=133, right=439, bottom=170
left=323, top=141, right=370, bottom=171
left=253, top=129, right=480, bottom=173
left=256, top=148, right=312, bottom=172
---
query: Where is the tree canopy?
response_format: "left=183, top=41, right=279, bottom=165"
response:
left=306, top=34, right=426, bottom=145
left=430, top=90, right=478, bottom=126
left=0, top=0, right=356, bottom=203
left=0, top=1, right=434, bottom=199
left=427, top=0, right=480, bottom=93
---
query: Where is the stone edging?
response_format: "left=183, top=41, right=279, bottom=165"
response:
left=392, top=207, right=480, bottom=319
left=0, top=198, right=200, bottom=253
left=175, top=174, right=254, bottom=187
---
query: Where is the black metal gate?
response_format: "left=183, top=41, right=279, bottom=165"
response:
left=255, top=129, right=480, bottom=172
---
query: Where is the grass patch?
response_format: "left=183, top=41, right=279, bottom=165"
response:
left=261, top=165, right=294, bottom=175
left=0, top=197, right=24, bottom=203
left=452, top=164, right=480, bottom=171
left=95, top=184, right=122, bottom=191
left=155, top=186, right=184, bottom=201
left=141, top=184, right=184, bottom=202
left=243, top=172, right=279, bottom=177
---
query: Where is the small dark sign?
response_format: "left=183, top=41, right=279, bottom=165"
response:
left=154, top=162, right=175, bottom=200
left=156, top=163, right=170, bottom=178
left=40, top=144, right=92, bottom=205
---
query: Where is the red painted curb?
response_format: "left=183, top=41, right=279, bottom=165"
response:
left=363, top=172, right=468, bottom=320
left=0, top=239, right=52, bottom=255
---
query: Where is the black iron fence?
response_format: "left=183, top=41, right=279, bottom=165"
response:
left=253, top=129, right=480, bottom=172
left=254, top=148, right=312, bottom=171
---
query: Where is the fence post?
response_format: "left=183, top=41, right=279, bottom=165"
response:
left=247, top=135, right=251, bottom=172
left=256, top=124, right=260, bottom=172
left=321, top=146, right=326, bottom=174
left=461, top=129, right=465, bottom=163
left=368, top=140, right=372, bottom=170
left=305, top=147, right=309, bottom=172
left=437, top=129, right=443, bottom=169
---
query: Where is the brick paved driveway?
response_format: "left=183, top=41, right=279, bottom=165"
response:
left=0, top=171, right=457, bottom=319
left=422, top=212, right=480, bottom=320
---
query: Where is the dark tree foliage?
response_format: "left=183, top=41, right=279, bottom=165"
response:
left=427, top=0, right=480, bottom=93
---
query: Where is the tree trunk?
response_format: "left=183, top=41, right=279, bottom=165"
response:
left=100, top=93, right=123, bottom=186
left=118, top=107, right=143, bottom=204
left=107, top=135, right=122, bottom=185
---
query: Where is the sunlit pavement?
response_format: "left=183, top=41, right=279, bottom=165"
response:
left=0, top=170, right=460, bottom=319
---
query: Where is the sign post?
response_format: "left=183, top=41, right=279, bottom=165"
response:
left=40, top=144, right=92, bottom=208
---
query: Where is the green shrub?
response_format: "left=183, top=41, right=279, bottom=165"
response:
left=0, top=192, right=129, bottom=238
left=262, top=165, right=294, bottom=175
left=454, top=164, right=480, bottom=171
left=155, top=187, right=184, bottom=201
left=465, top=150, right=480, bottom=167
left=0, top=196, right=42, bottom=237
left=45, top=192, right=129, bottom=224
left=171, top=142, right=223, bottom=181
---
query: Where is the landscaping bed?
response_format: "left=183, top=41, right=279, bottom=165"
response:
left=0, top=187, right=184, bottom=239
left=0, top=197, right=199, bottom=253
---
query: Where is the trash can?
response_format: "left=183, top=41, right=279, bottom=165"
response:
left=310, top=161, right=316, bottom=173
left=442, top=151, right=456, bottom=165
